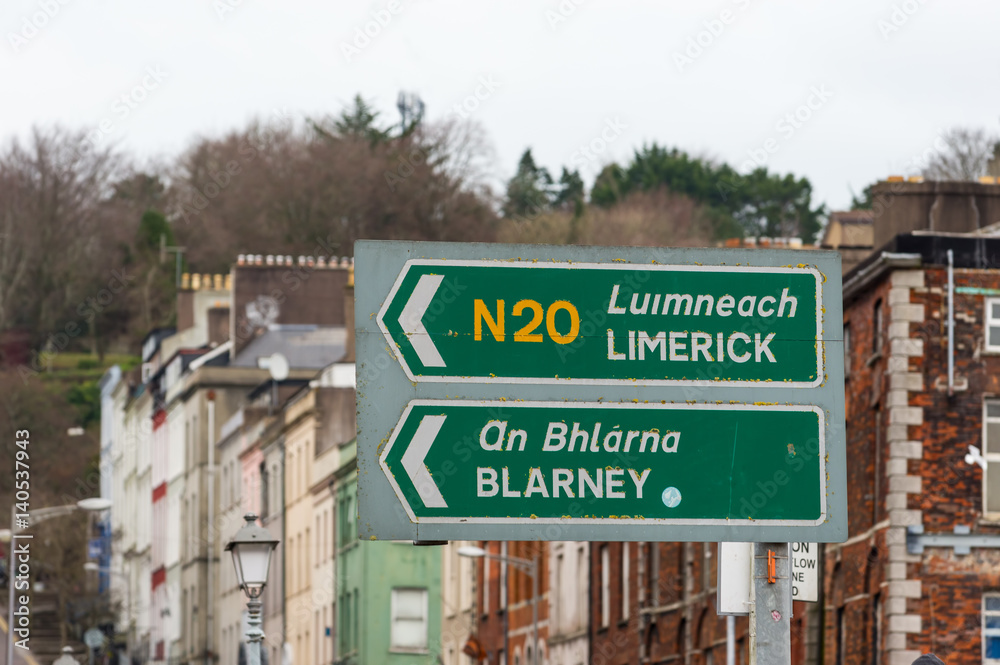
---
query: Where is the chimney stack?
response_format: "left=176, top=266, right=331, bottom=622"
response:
left=870, top=178, right=1000, bottom=249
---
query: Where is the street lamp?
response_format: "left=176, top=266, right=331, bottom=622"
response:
left=458, top=545, right=540, bottom=665
left=83, top=562, right=134, bottom=657
left=226, top=513, right=279, bottom=665
left=6, top=497, right=112, bottom=665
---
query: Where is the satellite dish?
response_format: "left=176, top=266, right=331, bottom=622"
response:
left=269, top=353, right=289, bottom=381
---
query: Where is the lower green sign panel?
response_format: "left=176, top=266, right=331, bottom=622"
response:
left=379, top=400, right=826, bottom=526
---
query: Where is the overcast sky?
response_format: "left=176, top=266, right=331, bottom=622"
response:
left=3, top=0, right=998, bottom=212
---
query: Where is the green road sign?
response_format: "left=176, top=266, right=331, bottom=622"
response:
left=380, top=400, right=826, bottom=527
left=378, top=260, right=822, bottom=386
left=357, top=240, right=847, bottom=543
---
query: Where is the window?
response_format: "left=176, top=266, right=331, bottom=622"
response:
left=985, top=594, right=1000, bottom=660
left=555, top=554, right=564, bottom=631
left=390, top=588, right=428, bottom=652
left=483, top=548, right=490, bottom=614
left=500, top=542, right=507, bottom=610
left=600, top=545, right=610, bottom=628
left=340, top=593, right=350, bottom=654
left=844, top=323, right=852, bottom=378
left=260, top=463, right=269, bottom=519
left=873, top=299, right=883, bottom=354
left=987, top=299, right=1000, bottom=352
left=353, top=590, right=359, bottom=650
left=621, top=543, right=630, bottom=621
left=985, top=401, right=1000, bottom=513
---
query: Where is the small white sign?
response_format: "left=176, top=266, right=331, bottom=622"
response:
left=718, top=542, right=752, bottom=615
left=791, top=542, right=818, bottom=602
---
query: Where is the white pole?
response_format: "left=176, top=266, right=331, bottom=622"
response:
left=727, top=615, right=735, bottom=665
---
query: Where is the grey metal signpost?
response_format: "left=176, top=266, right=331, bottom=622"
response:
left=356, top=240, right=848, bottom=664
left=750, top=543, right=792, bottom=665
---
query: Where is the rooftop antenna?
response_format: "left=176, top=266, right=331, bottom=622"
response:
left=160, top=234, right=187, bottom=288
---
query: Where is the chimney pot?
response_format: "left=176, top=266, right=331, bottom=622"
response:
left=266, top=255, right=275, bottom=266
left=237, top=254, right=246, bottom=265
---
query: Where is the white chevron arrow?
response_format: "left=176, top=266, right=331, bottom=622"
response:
left=401, top=415, right=448, bottom=508
left=398, top=274, right=446, bottom=368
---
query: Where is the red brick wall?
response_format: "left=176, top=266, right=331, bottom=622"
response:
left=905, top=268, right=1000, bottom=663
left=475, top=541, right=549, bottom=665
left=589, top=541, right=809, bottom=665
left=830, top=265, right=1000, bottom=665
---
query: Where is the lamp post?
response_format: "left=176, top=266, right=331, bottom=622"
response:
left=226, top=513, right=279, bottom=665
left=83, top=562, right=131, bottom=645
left=458, top=545, right=539, bottom=665
left=6, top=498, right=112, bottom=665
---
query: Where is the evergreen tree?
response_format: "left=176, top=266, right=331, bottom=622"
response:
left=503, top=149, right=554, bottom=218
left=334, top=94, right=391, bottom=144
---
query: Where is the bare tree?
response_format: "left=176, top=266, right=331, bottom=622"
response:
left=167, top=112, right=499, bottom=270
left=922, top=127, right=1000, bottom=181
left=0, top=127, right=136, bottom=351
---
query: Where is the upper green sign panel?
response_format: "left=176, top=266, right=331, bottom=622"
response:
left=377, top=261, right=823, bottom=387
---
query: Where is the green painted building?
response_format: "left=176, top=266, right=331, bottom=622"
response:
left=334, top=439, right=442, bottom=665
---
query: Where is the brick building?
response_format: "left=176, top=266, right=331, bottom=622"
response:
left=470, top=181, right=1000, bottom=665
left=586, top=541, right=819, bottom=665
left=474, top=541, right=550, bottom=665
left=833, top=235, right=1000, bottom=664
